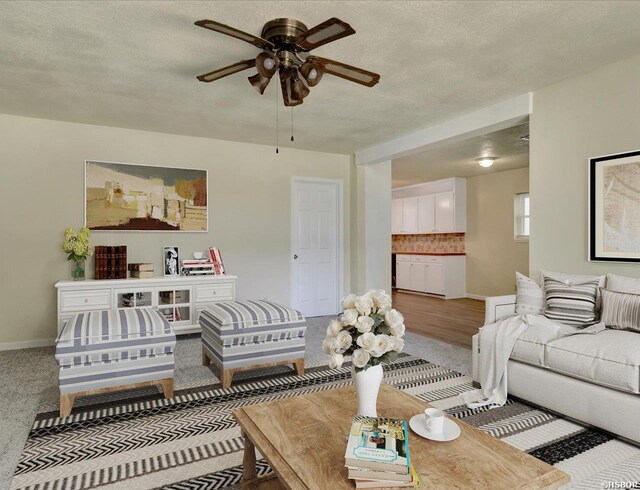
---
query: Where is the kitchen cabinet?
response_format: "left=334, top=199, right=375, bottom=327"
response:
left=396, top=257, right=411, bottom=290
left=392, top=177, right=466, bottom=235
left=392, top=197, right=419, bottom=234
left=394, top=254, right=464, bottom=298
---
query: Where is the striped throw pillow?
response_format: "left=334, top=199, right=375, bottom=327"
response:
left=543, top=277, right=599, bottom=327
left=601, top=288, right=640, bottom=332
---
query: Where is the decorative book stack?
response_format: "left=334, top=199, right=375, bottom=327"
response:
left=128, top=263, right=154, bottom=279
left=180, top=247, right=226, bottom=276
left=94, top=246, right=128, bottom=280
left=344, top=416, right=421, bottom=488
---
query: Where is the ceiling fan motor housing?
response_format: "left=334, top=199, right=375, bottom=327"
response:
left=261, top=18, right=308, bottom=50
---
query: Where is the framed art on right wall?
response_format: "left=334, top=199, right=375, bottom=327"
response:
left=589, top=149, right=640, bottom=262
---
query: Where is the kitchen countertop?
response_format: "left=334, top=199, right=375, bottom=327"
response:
left=392, top=251, right=466, bottom=256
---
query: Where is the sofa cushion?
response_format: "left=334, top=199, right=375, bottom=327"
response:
left=515, top=272, right=545, bottom=315
left=545, top=330, right=640, bottom=394
left=543, top=277, right=600, bottom=327
left=601, top=288, right=640, bottom=333
left=606, top=273, right=640, bottom=294
left=511, top=321, right=578, bottom=366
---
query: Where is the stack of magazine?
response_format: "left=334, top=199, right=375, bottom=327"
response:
left=344, top=416, right=421, bottom=488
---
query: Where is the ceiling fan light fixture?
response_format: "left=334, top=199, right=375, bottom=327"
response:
left=300, top=61, right=323, bottom=87
left=256, top=52, right=279, bottom=78
left=248, top=73, right=270, bottom=94
left=477, top=157, right=496, bottom=168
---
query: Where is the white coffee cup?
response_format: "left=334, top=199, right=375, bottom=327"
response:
left=424, top=407, right=445, bottom=434
left=193, top=252, right=204, bottom=259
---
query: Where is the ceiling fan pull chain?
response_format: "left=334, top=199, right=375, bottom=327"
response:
left=291, top=107, right=294, bottom=142
left=276, top=82, right=279, bottom=154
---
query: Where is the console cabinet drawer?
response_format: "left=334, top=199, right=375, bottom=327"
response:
left=195, top=283, right=234, bottom=303
left=60, top=290, right=111, bottom=312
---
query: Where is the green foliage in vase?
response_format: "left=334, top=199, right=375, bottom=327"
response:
left=63, top=227, right=93, bottom=263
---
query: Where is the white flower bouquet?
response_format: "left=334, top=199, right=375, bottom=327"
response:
left=322, top=289, right=406, bottom=372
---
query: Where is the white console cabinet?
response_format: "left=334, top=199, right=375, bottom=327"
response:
left=55, top=275, right=237, bottom=336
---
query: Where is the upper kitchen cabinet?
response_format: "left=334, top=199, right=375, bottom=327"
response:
left=391, top=197, right=419, bottom=234
left=393, top=178, right=466, bottom=234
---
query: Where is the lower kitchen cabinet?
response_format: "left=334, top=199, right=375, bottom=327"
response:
left=394, top=254, right=465, bottom=298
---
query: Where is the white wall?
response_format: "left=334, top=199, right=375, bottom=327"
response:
left=0, top=114, right=351, bottom=345
left=530, top=54, right=640, bottom=279
left=466, top=167, right=529, bottom=296
left=356, top=160, right=392, bottom=293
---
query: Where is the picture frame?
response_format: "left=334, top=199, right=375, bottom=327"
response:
left=589, top=149, right=640, bottom=262
left=163, top=246, right=180, bottom=276
left=84, top=160, right=208, bottom=232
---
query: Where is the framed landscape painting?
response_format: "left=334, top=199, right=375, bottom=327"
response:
left=85, top=161, right=208, bottom=232
left=589, top=149, right=640, bottom=262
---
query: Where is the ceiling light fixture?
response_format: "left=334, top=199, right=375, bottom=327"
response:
left=194, top=17, right=380, bottom=107
left=477, top=157, right=496, bottom=168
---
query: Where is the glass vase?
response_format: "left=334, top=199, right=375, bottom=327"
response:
left=72, top=259, right=86, bottom=280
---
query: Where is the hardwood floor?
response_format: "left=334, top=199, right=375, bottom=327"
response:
left=392, top=290, right=485, bottom=348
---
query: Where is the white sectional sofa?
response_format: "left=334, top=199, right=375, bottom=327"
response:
left=472, top=293, right=640, bottom=444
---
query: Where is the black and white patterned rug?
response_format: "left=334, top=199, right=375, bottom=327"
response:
left=11, top=355, right=640, bottom=489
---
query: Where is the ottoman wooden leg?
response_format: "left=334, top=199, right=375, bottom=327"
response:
left=60, top=393, right=76, bottom=418
left=222, top=368, right=234, bottom=389
left=202, top=347, right=211, bottom=366
left=293, top=358, right=305, bottom=376
left=160, top=378, right=174, bottom=399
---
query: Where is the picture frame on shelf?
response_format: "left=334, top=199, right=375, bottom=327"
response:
left=163, top=246, right=180, bottom=276
left=589, top=149, right=640, bottom=262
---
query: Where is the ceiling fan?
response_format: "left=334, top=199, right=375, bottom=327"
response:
left=194, top=17, right=380, bottom=106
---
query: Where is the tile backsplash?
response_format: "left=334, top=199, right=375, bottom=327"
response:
left=392, top=233, right=465, bottom=253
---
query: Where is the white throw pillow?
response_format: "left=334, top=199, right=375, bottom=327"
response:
left=606, top=273, right=640, bottom=294
left=515, top=272, right=545, bottom=315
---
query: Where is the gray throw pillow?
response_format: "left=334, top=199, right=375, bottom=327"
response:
left=543, top=277, right=599, bottom=327
left=515, top=272, right=544, bottom=315
left=600, top=288, right=640, bottom=332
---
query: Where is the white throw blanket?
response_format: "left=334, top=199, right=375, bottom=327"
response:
left=462, top=314, right=605, bottom=409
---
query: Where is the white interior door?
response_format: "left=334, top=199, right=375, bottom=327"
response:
left=291, top=179, right=341, bottom=317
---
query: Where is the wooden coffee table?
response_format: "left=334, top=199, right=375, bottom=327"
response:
left=234, top=384, right=569, bottom=489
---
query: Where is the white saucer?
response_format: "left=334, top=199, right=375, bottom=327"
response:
left=409, top=414, right=461, bottom=442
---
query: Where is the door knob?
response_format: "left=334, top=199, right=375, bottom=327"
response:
left=293, top=254, right=298, bottom=259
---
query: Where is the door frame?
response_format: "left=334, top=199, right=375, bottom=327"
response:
left=290, top=176, right=344, bottom=316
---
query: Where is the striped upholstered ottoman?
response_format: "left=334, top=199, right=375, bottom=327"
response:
left=55, top=308, right=176, bottom=417
left=199, top=300, right=307, bottom=388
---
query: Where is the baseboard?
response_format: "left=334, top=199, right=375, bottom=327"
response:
left=465, top=293, right=486, bottom=301
left=0, top=338, right=56, bottom=351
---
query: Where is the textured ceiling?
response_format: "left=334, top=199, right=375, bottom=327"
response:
left=2, top=2, right=640, bottom=154
left=392, top=122, right=529, bottom=188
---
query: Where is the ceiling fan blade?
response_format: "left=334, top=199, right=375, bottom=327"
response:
left=279, top=71, right=303, bottom=107
left=195, top=19, right=274, bottom=50
left=295, top=18, right=355, bottom=50
left=307, top=56, right=380, bottom=87
left=196, top=59, right=256, bottom=83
